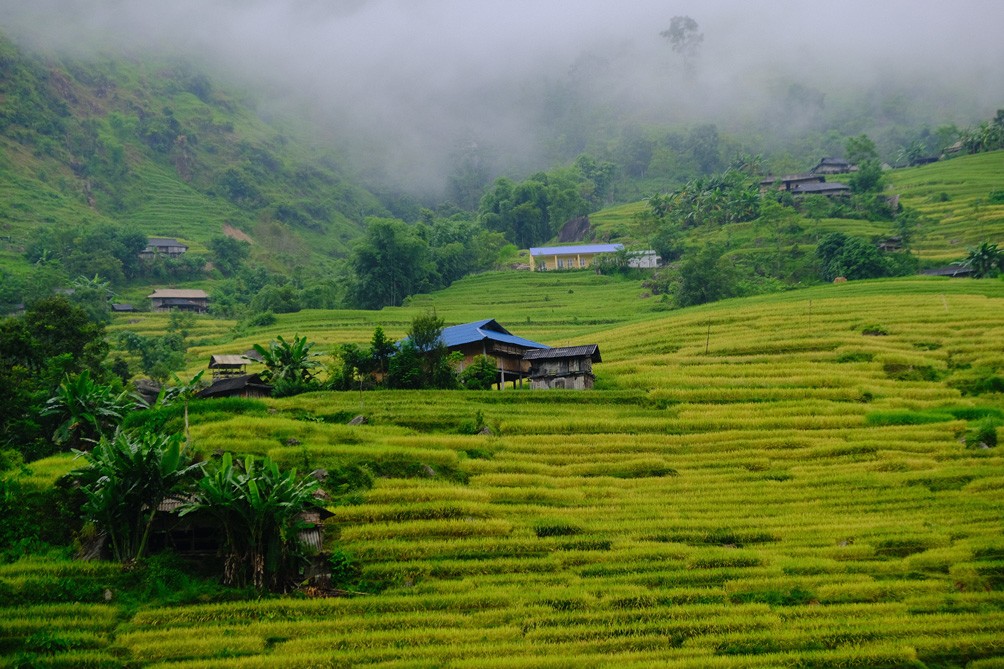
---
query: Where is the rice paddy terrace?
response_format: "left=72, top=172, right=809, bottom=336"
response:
left=6, top=275, right=1004, bottom=668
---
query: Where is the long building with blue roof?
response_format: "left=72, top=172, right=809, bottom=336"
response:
left=528, top=243, right=623, bottom=271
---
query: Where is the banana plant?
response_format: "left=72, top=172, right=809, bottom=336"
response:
left=252, top=334, right=321, bottom=385
left=70, top=429, right=202, bottom=562
left=181, top=453, right=321, bottom=591
left=41, top=370, right=141, bottom=450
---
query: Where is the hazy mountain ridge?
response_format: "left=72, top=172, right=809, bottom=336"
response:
left=0, top=33, right=387, bottom=271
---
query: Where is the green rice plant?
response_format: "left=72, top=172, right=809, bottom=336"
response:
left=864, top=410, right=955, bottom=426
left=532, top=519, right=583, bottom=538
left=4, top=649, right=124, bottom=668
left=339, top=518, right=513, bottom=542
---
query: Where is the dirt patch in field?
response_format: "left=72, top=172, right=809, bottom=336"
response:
left=222, top=223, right=254, bottom=244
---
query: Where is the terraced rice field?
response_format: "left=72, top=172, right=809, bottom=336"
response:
left=888, top=151, right=1004, bottom=263
left=6, top=276, right=1004, bottom=667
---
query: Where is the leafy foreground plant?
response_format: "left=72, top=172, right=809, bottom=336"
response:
left=69, top=429, right=202, bottom=563
left=180, top=453, right=321, bottom=592
left=253, top=334, right=322, bottom=396
left=41, top=370, right=142, bottom=450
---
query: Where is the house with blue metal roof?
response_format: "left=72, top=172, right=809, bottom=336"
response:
left=529, top=243, right=623, bottom=271
left=440, top=319, right=548, bottom=388
left=529, top=244, right=659, bottom=271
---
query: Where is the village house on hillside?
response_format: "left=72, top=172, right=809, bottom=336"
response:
left=523, top=344, right=602, bottom=390
left=440, top=319, right=548, bottom=388
left=759, top=173, right=850, bottom=197
left=529, top=244, right=659, bottom=271
left=148, top=288, right=209, bottom=313
left=208, top=354, right=255, bottom=379
left=197, top=373, right=272, bottom=399
left=438, top=319, right=603, bottom=390
left=759, top=174, right=824, bottom=193
left=789, top=181, right=851, bottom=196
left=140, top=237, right=188, bottom=259
left=810, top=157, right=857, bottom=175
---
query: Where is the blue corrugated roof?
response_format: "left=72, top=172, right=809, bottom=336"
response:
left=440, top=319, right=548, bottom=350
left=529, top=243, right=623, bottom=257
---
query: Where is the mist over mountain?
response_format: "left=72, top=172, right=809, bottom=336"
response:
left=3, top=0, right=1002, bottom=199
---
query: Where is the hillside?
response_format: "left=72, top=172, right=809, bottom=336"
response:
left=588, top=150, right=1004, bottom=268
left=0, top=33, right=386, bottom=280
left=7, top=274, right=1004, bottom=667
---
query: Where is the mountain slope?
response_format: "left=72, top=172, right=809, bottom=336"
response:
left=0, top=34, right=386, bottom=276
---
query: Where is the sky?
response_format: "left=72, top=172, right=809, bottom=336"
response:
left=2, top=0, right=1003, bottom=195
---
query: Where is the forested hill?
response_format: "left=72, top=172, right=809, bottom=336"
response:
left=0, top=33, right=386, bottom=275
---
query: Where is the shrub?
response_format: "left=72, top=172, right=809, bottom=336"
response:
left=966, top=417, right=1001, bottom=448
left=861, top=324, right=889, bottom=336
left=949, top=367, right=1004, bottom=396
left=461, top=356, right=498, bottom=391
left=533, top=520, right=583, bottom=538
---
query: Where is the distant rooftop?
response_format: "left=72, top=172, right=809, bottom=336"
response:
left=529, top=244, right=623, bottom=257
left=148, top=289, right=208, bottom=299
left=523, top=344, right=601, bottom=363
left=791, top=182, right=850, bottom=194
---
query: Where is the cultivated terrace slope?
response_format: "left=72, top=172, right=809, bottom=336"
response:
left=0, top=33, right=385, bottom=277
left=7, top=275, right=1004, bottom=668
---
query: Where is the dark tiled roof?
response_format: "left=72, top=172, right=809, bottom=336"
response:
left=197, top=373, right=272, bottom=398
left=523, top=344, right=601, bottom=363
left=791, top=182, right=850, bottom=194
left=921, top=266, right=975, bottom=277
left=759, top=174, right=823, bottom=185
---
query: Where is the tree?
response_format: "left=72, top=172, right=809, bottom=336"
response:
left=68, top=274, right=114, bottom=325
left=70, top=429, right=201, bottom=562
left=152, top=371, right=206, bottom=444
left=209, top=235, right=250, bottom=277
left=461, top=355, right=498, bottom=390
left=369, top=326, right=395, bottom=377
left=386, top=340, right=424, bottom=390
left=180, top=453, right=321, bottom=591
left=0, top=297, right=110, bottom=459
left=478, top=170, right=590, bottom=249
left=661, top=16, right=704, bottom=75
left=116, top=329, right=187, bottom=382
left=387, top=313, right=459, bottom=390
left=688, top=124, right=722, bottom=175
left=22, top=296, right=107, bottom=375
left=815, top=232, right=891, bottom=281
left=845, top=134, right=878, bottom=165
left=674, top=245, right=739, bottom=308
left=849, top=159, right=885, bottom=194
left=348, top=218, right=437, bottom=309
